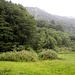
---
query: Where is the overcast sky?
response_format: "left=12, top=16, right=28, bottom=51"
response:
left=6, top=0, right=75, bottom=17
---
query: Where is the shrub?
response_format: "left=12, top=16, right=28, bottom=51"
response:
left=0, top=50, right=38, bottom=62
left=39, top=49, right=58, bottom=60
left=57, top=47, right=72, bottom=54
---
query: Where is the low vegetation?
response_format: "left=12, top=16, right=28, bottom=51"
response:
left=0, top=54, right=75, bottom=75
left=0, top=50, right=39, bottom=62
left=39, top=49, right=58, bottom=60
left=0, top=50, right=58, bottom=62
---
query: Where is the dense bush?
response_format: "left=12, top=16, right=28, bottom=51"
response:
left=39, top=49, right=58, bottom=60
left=0, top=50, right=38, bottom=62
left=0, top=0, right=36, bottom=52
left=0, top=50, right=59, bottom=62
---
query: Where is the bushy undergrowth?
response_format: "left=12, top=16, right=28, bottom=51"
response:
left=54, top=46, right=72, bottom=54
left=0, top=50, right=58, bottom=62
left=0, top=50, right=38, bottom=62
left=39, top=49, right=58, bottom=60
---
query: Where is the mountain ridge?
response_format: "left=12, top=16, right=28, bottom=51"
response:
left=26, top=7, right=75, bottom=34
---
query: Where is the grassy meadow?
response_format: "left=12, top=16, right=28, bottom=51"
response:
left=0, top=54, right=75, bottom=75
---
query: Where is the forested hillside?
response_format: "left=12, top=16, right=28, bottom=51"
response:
left=26, top=7, right=75, bottom=34
left=0, top=0, right=75, bottom=53
left=0, top=0, right=36, bottom=52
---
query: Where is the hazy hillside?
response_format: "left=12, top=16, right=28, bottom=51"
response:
left=26, top=7, right=75, bottom=33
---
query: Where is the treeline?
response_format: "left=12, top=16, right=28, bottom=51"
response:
left=33, top=20, right=75, bottom=51
left=0, top=0, right=36, bottom=52
left=0, top=0, right=75, bottom=52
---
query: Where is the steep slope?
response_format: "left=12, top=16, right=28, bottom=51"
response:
left=26, top=7, right=75, bottom=33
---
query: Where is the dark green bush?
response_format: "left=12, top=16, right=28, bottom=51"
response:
left=39, top=49, right=58, bottom=60
left=0, top=50, right=38, bottom=62
left=13, top=45, right=25, bottom=51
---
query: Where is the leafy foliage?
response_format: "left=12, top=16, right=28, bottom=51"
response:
left=31, top=27, right=73, bottom=50
left=0, top=0, right=36, bottom=52
left=0, top=0, right=75, bottom=53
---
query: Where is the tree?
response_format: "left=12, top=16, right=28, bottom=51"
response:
left=45, top=36, right=57, bottom=49
left=0, top=0, right=36, bottom=52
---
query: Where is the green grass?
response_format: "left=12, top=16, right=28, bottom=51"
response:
left=0, top=54, right=75, bottom=75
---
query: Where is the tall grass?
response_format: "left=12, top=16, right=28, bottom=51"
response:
left=0, top=54, right=75, bottom=75
left=0, top=50, right=38, bottom=62
left=0, top=50, right=58, bottom=62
